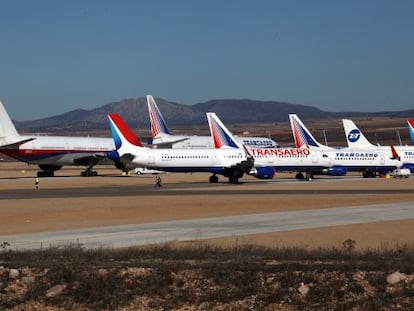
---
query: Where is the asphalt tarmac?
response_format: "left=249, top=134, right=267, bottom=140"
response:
left=2, top=201, right=414, bottom=250
left=1, top=167, right=414, bottom=250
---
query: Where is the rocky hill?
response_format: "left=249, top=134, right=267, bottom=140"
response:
left=14, top=97, right=414, bottom=133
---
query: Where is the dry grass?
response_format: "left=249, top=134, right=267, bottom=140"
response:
left=1, top=243, right=414, bottom=310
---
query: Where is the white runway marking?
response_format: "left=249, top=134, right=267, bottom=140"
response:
left=1, top=201, right=414, bottom=250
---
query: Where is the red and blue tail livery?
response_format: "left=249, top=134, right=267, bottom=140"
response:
left=408, top=119, right=414, bottom=144
left=207, top=112, right=240, bottom=149
left=108, top=113, right=143, bottom=150
left=289, top=114, right=321, bottom=148
left=147, top=95, right=170, bottom=138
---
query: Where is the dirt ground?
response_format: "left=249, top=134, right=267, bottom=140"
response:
left=1, top=162, right=414, bottom=250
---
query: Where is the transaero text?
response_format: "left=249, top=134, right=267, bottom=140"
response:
left=335, top=152, right=378, bottom=158
left=251, top=148, right=311, bottom=157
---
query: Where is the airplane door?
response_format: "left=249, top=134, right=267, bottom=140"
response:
left=211, top=151, right=218, bottom=165
left=312, top=155, right=318, bottom=163
left=267, top=153, right=274, bottom=164
left=148, top=150, right=155, bottom=165
left=380, top=155, right=385, bottom=165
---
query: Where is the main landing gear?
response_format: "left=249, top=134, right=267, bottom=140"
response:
left=209, top=174, right=219, bottom=183
left=295, top=172, right=314, bottom=181
left=209, top=173, right=243, bottom=184
left=37, top=164, right=62, bottom=177
left=81, top=165, right=98, bottom=177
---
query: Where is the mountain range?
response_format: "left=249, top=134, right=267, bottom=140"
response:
left=14, top=97, right=414, bottom=133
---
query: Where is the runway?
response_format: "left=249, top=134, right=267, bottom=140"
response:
left=2, top=201, right=414, bottom=250
left=1, top=182, right=414, bottom=200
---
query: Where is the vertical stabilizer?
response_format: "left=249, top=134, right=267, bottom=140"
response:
left=342, top=119, right=374, bottom=148
left=407, top=120, right=414, bottom=144
left=206, top=113, right=242, bottom=149
left=0, top=101, right=19, bottom=138
left=146, top=95, right=171, bottom=138
left=107, top=113, right=143, bottom=161
left=289, top=114, right=329, bottom=149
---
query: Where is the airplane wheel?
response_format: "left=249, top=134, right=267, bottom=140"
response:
left=37, top=171, right=54, bottom=177
left=295, top=173, right=305, bottom=180
left=209, top=175, right=219, bottom=183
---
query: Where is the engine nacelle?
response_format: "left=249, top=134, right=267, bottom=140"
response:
left=324, top=165, right=347, bottom=176
left=249, top=166, right=275, bottom=179
left=402, top=163, right=414, bottom=173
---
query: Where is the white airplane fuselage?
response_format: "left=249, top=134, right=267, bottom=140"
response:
left=0, top=135, right=114, bottom=166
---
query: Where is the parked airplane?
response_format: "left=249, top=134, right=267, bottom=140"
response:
left=207, top=112, right=334, bottom=181
left=106, top=113, right=254, bottom=183
left=147, top=95, right=278, bottom=149
left=407, top=119, right=414, bottom=144
left=289, top=114, right=402, bottom=177
left=0, top=101, right=117, bottom=177
left=343, top=119, right=414, bottom=173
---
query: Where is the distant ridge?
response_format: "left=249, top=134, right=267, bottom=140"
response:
left=14, top=97, right=414, bottom=133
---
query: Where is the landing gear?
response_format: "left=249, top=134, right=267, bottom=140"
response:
left=37, top=164, right=62, bottom=177
left=362, top=170, right=376, bottom=178
left=305, top=172, right=314, bottom=181
left=295, top=172, right=313, bottom=181
left=209, top=174, right=219, bottom=183
left=229, top=176, right=239, bottom=184
left=81, top=165, right=98, bottom=177
left=37, top=170, right=55, bottom=177
left=295, top=172, right=305, bottom=180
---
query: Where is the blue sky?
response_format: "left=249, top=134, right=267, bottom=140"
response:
left=0, top=1, right=413, bottom=120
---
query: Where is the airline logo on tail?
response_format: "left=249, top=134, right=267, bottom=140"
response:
left=108, top=113, right=143, bottom=150
left=207, top=113, right=240, bottom=149
left=290, top=116, right=319, bottom=148
left=347, top=129, right=361, bottom=142
left=147, top=95, right=170, bottom=137
left=407, top=120, right=414, bottom=143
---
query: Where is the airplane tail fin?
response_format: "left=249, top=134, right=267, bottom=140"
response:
left=146, top=95, right=170, bottom=138
left=390, top=144, right=400, bottom=161
left=342, top=119, right=374, bottom=148
left=206, top=112, right=243, bottom=149
left=0, top=101, right=20, bottom=139
left=407, top=119, right=414, bottom=144
left=107, top=113, right=143, bottom=160
left=289, top=114, right=326, bottom=149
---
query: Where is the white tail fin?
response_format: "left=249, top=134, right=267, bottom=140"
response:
left=0, top=101, right=19, bottom=139
left=206, top=112, right=243, bottom=149
left=342, top=119, right=374, bottom=148
left=146, top=95, right=171, bottom=138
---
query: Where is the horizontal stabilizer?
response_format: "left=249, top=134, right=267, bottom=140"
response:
left=151, top=137, right=189, bottom=148
left=0, top=137, right=36, bottom=148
